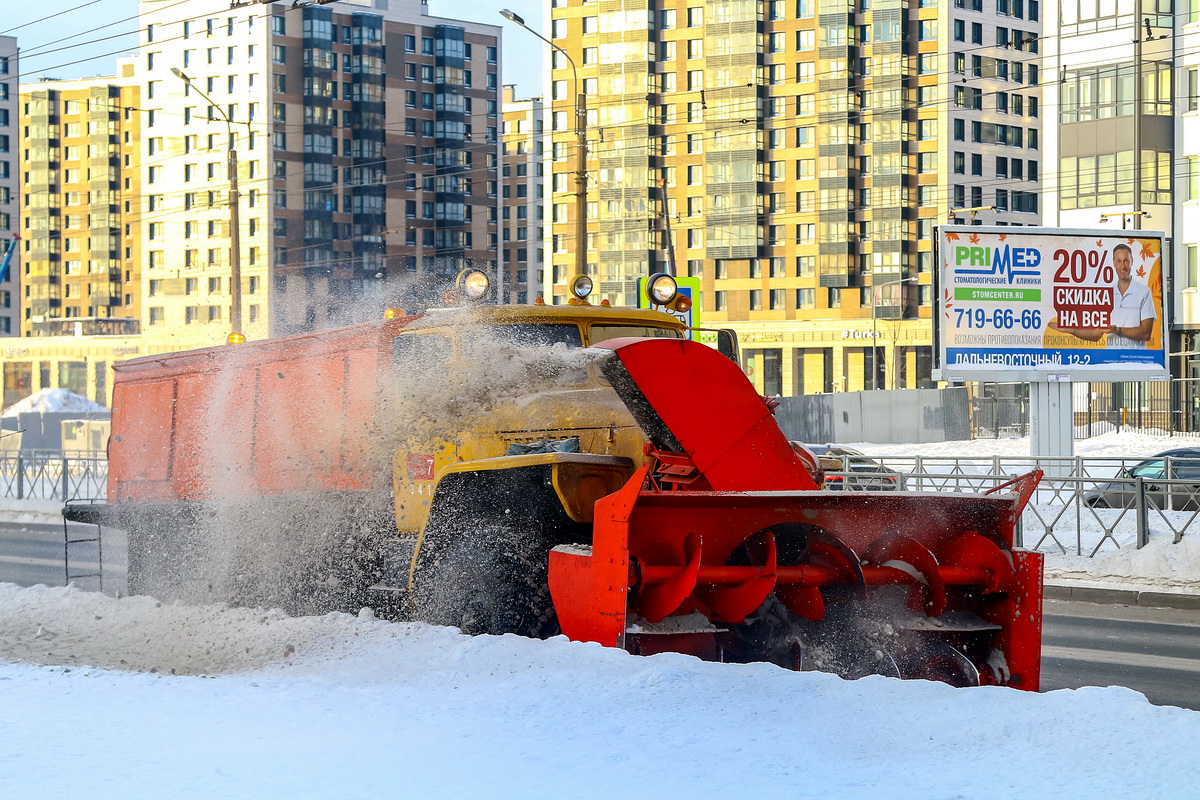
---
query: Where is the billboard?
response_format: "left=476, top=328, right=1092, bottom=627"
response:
left=935, top=226, right=1167, bottom=382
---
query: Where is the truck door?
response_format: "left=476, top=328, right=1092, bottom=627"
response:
left=390, top=332, right=454, bottom=532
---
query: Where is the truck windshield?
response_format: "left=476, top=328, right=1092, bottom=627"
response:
left=487, top=324, right=583, bottom=348
left=589, top=325, right=684, bottom=345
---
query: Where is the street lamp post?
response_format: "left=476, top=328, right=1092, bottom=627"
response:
left=870, top=275, right=919, bottom=391
left=171, top=68, right=242, bottom=340
left=500, top=10, right=587, bottom=283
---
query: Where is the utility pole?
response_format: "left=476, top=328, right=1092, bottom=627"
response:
left=171, top=68, right=242, bottom=341
left=1133, top=15, right=1145, bottom=231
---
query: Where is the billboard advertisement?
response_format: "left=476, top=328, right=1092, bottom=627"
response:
left=935, top=226, right=1167, bottom=382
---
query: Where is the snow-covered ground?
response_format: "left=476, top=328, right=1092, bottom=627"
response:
left=5, top=430, right=1200, bottom=797
left=1, top=388, right=104, bottom=417
left=3, top=583, right=1199, bottom=800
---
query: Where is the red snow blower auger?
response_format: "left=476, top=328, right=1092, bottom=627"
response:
left=549, top=338, right=1043, bottom=689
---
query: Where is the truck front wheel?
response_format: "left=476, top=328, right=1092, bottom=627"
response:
left=414, top=523, right=554, bottom=638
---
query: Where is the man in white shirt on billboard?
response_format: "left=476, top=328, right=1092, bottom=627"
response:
left=1050, top=243, right=1156, bottom=348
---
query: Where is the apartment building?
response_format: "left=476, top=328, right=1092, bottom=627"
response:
left=20, top=66, right=142, bottom=339
left=546, top=0, right=1041, bottom=393
left=0, top=38, right=18, bottom=339
left=1040, top=5, right=1188, bottom=409
left=137, top=0, right=502, bottom=343
left=501, top=84, right=544, bottom=303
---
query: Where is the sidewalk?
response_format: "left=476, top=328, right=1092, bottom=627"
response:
left=1045, top=581, right=1200, bottom=611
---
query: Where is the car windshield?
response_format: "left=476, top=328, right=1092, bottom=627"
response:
left=1130, top=459, right=1166, bottom=479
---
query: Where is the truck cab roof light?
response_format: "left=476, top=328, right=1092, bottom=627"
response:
left=647, top=273, right=678, bottom=306
left=570, top=274, right=594, bottom=303
left=456, top=268, right=491, bottom=301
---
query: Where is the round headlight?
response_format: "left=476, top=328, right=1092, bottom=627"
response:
left=571, top=274, right=594, bottom=300
left=647, top=273, right=678, bottom=305
left=456, top=268, right=490, bottom=300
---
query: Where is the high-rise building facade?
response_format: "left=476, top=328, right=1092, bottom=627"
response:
left=1042, top=6, right=1186, bottom=409
left=546, top=0, right=1041, bottom=393
left=137, top=0, right=502, bottom=343
left=20, top=65, right=142, bottom=338
left=501, top=84, right=544, bottom=303
left=0, top=37, right=18, bottom=338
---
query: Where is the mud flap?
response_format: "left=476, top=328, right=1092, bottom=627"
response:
left=547, top=464, right=649, bottom=649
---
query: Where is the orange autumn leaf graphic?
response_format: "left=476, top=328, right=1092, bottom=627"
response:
left=945, top=231, right=960, bottom=241
left=1139, top=241, right=1155, bottom=260
left=969, top=233, right=980, bottom=244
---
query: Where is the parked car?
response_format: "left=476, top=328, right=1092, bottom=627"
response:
left=802, top=444, right=905, bottom=491
left=1084, top=448, right=1200, bottom=511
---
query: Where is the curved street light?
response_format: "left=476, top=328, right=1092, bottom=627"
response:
left=500, top=10, right=588, bottom=284
left=870, top=275, right=921, bottom=390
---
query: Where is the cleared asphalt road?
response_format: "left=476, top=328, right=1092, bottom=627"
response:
left=0, top=519, right=124, bottom=594
left=1042, top=598, right=1200, bottom=710
left=1, top=520, right=1198, bottom=708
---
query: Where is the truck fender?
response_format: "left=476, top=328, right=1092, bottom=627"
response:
left=407, top=453, right=634, bottom=593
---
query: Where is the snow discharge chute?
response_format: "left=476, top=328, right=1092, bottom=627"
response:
left=549, top=338, right=1043, bottom=689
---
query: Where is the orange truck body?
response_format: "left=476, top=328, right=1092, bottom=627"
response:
left=107, top=318, right=412, bottom=505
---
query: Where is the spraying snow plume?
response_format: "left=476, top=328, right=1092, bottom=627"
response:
left=128, top=309, right=614, bottom=618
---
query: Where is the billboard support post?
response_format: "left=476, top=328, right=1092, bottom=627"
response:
left=1030, top=380, right=1073, bottom=473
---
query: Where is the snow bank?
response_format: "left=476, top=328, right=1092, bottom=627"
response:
left=852, top=429, right=1200, bottom=460
left=1, top=388, right=104, bottom=417
left=1, top=583, right=1198, bottom=799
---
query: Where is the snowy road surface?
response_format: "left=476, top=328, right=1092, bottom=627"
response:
left=2, top=584, right=1200, bottom=800
left=1042, top=599, right=1200, bottom=710
left=4, top=431, right=1200, bottom=796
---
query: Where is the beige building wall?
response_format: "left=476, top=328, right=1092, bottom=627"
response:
left=546, top=0, right=1042, bottom=395
left=501, top=85, right=543, bottom=303
left=137, top=0, right=503, bottom=342
left=20, top=68, right=141, bottom=339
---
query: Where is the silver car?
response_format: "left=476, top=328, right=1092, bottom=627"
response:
left=1084, top=449, right=1200, bottom=511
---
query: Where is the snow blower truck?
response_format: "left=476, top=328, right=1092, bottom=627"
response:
left=65, top=271, right=1043, bottom=689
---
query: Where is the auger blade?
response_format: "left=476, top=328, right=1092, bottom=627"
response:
left=776, top=528, right=865, bottom=622
left=862, top=532, right=946, bottom=617
left=939, top=531, right=1015, bottom=595
left=634, top=531, right=701, bottom=623
left=898, top=641, right=981, bottom=688
left=697, top=531, right=778, bottom=623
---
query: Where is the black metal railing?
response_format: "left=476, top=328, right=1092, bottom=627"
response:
left=0, top=450, right=108, bottom=501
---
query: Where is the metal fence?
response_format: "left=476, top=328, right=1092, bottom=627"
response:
left=0, top=451, right=108, bottom=501
left=1, top=450, right=1195, bottom=559
left=974, top=380, right=1200, bottom=440
left=830, top=454, right=1200, bottom=556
